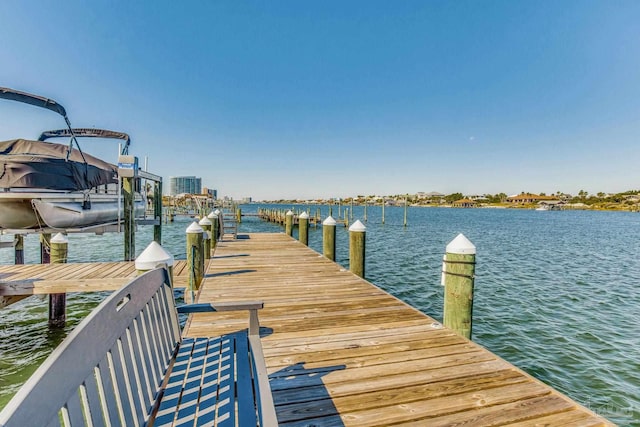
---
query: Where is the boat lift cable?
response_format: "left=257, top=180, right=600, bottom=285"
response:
left=62, top=116, right=88, bottom=164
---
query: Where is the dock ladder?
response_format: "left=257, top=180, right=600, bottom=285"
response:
left=221, top=204, right=238, bottom=239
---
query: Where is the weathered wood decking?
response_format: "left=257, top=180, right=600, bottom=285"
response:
left=185, top=233, right=613, bottom=426
left=0, top=260, right=206, bottom=308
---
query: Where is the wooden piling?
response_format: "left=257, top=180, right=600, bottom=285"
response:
left=236, top=207, right=242, bottom=223
left=49, top=233, right=68, bottom=328
left=123, top=176, right=135, bottom=261
left=199, top=217, right=212, bottom=260
left=364, top=201, right=368, bottom=223
left=208, top=211, right=218, bottom=249
left=154, top=181, right=162, bottom=244
left=443, top=233, right=476, bottom=340
left=298, top=212, right=309, bottom=246
left=323, top=215, right=337, bottom=261
left=382, top=200, right=385, bottom=225
left=349, top=220, right=366, bottom=278
left=14, top=234, right=23, bottom=265
left=186, top=222, right=204, bottom=299
left=40, top=233, right=51, bottom=264
left=285, top=210, right=294, bottom=236
left=213, top=209, right=221, bottom=242
left=404, top=195, right=408, bottom=227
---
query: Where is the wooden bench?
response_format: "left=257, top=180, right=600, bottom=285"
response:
left=0, top=267, right=277, bottom=426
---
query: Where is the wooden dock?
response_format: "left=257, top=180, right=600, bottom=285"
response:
left=0, top=260, right=207, bottom=308
left=185, top=233, right=613, bottom=426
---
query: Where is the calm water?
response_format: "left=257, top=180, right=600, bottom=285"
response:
left=0, top=205, right=638, bottom=425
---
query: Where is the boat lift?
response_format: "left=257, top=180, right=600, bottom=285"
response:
left=0, top=87, right=164, bottom=257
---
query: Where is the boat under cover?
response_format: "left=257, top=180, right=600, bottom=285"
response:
left=0, top=139, right=143, bottom=230
left=0, top=138, right=117, bottom=191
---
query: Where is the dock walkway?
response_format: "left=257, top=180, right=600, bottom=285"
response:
left=185, top=233, right=612, bottom=426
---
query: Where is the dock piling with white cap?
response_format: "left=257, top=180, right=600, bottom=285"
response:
left=323, top=216, right=337, bottom=261
left=442, top=233, right=477, bottom=339
left=349, top=220, right=366, bottom=278
left=298, top=212, right=309, bottom=245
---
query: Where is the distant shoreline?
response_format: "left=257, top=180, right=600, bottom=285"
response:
left=252, top=201, right=638, bottom=212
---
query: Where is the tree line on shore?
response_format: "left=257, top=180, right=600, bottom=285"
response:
left=263, top=189, right=640, bottom=211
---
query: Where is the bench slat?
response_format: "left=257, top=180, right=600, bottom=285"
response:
left=81, top=369, right=106, bottom=426
left=124, top=327, right=149, bottom=426
left=62, top=388, right=84, bottom=427
left=97, top=355, right=124, bottom=427
left=195, top=337, right=223, bottom=426
left=129, top=316, right=154, bottom=417
left=174, top=338, right=209, bottom=425
left=132, top=309, right=157, bottom=414
left=215, top=335, right=236, bottom=427
left=138, top=307, right=163, bottom=404
left=154, top=339, right=196, bottom=426
left=139, top=312, right=161, bottom=411
left=112, top=338, right=140, bottom=426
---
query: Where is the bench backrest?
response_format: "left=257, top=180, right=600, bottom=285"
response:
left=0, top=268, right=179, bottom=427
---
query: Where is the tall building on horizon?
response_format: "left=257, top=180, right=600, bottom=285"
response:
left=169, top=176, right=202, bottom=196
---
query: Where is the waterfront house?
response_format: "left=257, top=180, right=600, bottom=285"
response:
left=506, top=193, right=560, bottom=205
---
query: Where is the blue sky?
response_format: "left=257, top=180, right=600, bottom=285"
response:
left=0, top=1, right=638, bottom=200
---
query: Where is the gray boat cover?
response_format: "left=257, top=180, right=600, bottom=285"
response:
left=0, top=139, right=118, bottom=191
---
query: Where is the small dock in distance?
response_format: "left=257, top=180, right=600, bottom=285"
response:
left=185, top=233, right=612, bottom=426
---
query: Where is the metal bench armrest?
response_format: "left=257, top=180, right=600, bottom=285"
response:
left=177, top=301, right=264, bottom=336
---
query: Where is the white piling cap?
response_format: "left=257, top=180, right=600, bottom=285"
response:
left=349, top=220, right=366, bottom=232
left=446, top=233, right=476, bottom=254
left=199, top=217, right=212, bottom=226
left=207, top=211, right=217, bottom=218
left=135, top=241, right=174, bottom=270
left=214, top=209, right=221, bottom=215
left=51, top=232, right=68, bottom=244
left=323, top=215, right=337, bottom=226
left=286, top=210, right=294, bottom=216
left=299, top=211, right=309, bottom=219
left=186, top=221, right=204, bottom=233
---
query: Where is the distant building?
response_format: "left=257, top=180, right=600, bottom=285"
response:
left=202, top=187, right=218, bottom=200
left=506, top=193, right=559, bottom=204
left=169, top=176, right=202, bottom=196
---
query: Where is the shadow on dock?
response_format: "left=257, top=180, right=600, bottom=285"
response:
left=270, top=362, right=347, bottom=426
left=212, top=253, right=250, bottom=259
left=204, top=269, right=256, bottom=278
